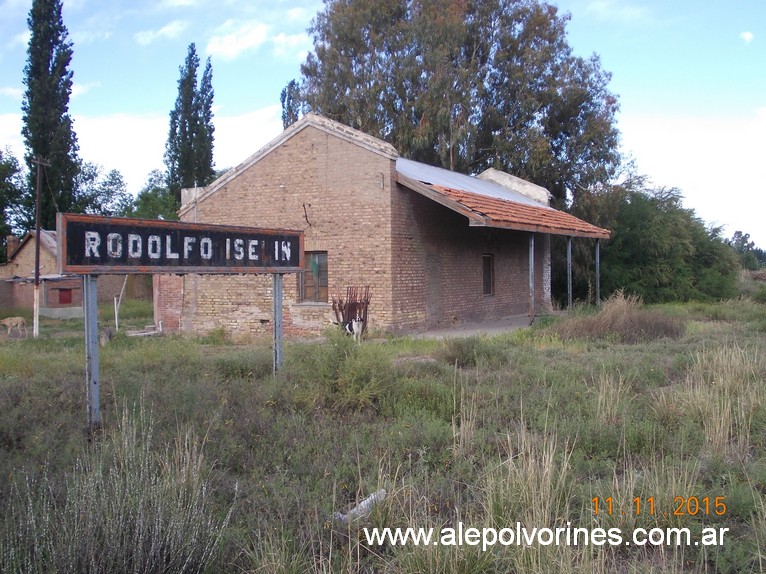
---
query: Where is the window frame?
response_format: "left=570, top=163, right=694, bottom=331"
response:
left=299, top=251, right=329, bottom=303
left=482, top=254, right=495, bottom=296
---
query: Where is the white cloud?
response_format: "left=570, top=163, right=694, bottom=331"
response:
left=272, top=32, right=311, bottom=61
left=0, top=86, right=23, bottom=101
left=619, top=110, right=766, bottom=246
left=0, top=112, right=24, bottom=158
left=206, top=20, right=269, bottom=60
left=71, top=81, right=101, bottom=98
left=586, top=0, right=648, bottom=22
left=68, top=106, right=282, bottom=196
left=11, top=31, right=30, bottom=48
left=214, top=105, right=282, bottom=170
left=73, top=28, right=112, bottom=44
left=134, top=20, right=188, bottom=46
left=159, top=0, right=198, bottom=6
left=740, top=31, right=754, bottom=44
left=74, top=112, right=168, bottom=194
left=286, top=8, right=306, bottom=22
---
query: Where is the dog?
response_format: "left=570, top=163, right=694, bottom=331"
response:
left=1, top=316, right=27, bottom=338
left=344, top=314, right=364, bottom=343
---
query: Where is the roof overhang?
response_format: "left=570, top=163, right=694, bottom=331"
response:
left=396, top=173, right=611, bottom=240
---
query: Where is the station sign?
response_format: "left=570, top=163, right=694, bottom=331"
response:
left=58, top=213, right=304, bottom=275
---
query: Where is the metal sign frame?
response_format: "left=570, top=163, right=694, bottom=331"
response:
left=56, top=213, right=303, bottom=434
left=57, top=213, right=304, bottom=275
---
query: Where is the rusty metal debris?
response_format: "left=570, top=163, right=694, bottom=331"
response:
left=332, top=285, right=371, bottom=337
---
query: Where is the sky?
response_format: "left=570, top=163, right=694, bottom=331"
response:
left=0, top=0, right=764, bottom=247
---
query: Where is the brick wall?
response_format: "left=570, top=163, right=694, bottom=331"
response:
left=391, top=184, right=551, bottom=331
left=155, top=120, right=552, bottom=337
left=159, top=124, right=398, bottom=337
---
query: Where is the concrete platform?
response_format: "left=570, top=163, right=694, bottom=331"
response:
left=414, top=314, right=534, bottom=339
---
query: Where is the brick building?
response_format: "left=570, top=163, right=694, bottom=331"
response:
left=154, top=114, right=609, bottom=336
left=0, top=230, right=149, bottom=316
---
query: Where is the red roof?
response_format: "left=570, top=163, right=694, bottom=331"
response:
left=432, top=185, right=611, bottom=239
left=396, top=166, right=610, bottom=239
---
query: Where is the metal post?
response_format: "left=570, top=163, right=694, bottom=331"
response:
left=83, top=274, right=101, bottom=433
left=33, top=157, right=45, bottom=339
left=567, top=236, right=573, bottom=310
left=528, top=233, right=535, bottom=317
left=273, top=273, right=283, bottom=375
left=595, top=239, right=601, bottom=305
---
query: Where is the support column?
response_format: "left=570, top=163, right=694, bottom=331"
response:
left=567, top=236, right=573, bottom=310
left=528, top=233, right=535, bottom=316
left=83, top=274, right=101, bottom=433
left=595, top=239, right=601, bottom=305
left=273, top=273, right=284, bottom=375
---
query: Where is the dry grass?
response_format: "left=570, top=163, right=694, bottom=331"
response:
left=2, top=299, right=765, bottom=573
left=548, top=291, right=686, bottom=343
left=681, top=344, right=763, bottom=463
left=0, top=405, right=232, bottom=574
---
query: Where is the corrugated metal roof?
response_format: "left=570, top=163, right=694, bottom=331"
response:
left=397, top=158, right=545, bottom=208
left=396, top=159, right=610, bottom=239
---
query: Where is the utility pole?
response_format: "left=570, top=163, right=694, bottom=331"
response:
left=33, top=156, right=49, bottom=339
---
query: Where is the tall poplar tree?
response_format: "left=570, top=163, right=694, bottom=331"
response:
left=165, top=43, right=215, bottom=203
left=21, top=0, right=80, bottom=231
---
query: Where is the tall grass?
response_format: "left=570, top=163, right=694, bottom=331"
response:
left=0, top=405, right=233, bottom=574
left=682, top=344, right=763, bottom=462
left=548, top=291, right=686, bottom=343
left=2, top=300, right=765, bottom=572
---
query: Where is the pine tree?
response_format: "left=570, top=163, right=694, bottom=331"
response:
left=20, top=0, right=80, bottom=231
left=165, top=43, right=215, bottom=203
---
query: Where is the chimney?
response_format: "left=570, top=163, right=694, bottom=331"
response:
left=5, top=235, right=19, bottom=260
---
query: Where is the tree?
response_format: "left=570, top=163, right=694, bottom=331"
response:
left=21, top=0, right=80, bottom=231
left=728, top=231, right=760, bottom=270
left=194, top=57, right=215, bottom=189
left=73, top=162, right=134, bottom=217
left=296, top=0, right=620, bottom=204
left=0, top=149, right=25, bottom=263
left=165, top=43, right=216, bottom=203
left=566, top=180, right=739, bottom=304
left=126, top=170, right=179, bottom=221
left=280, top=79, right=302, bottom=129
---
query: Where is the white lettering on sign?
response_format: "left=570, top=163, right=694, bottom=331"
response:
left=128, top=234, right=142, bottom=258
left=77, top=229, right=297, bottom=268
left=234, top=238, right=245, bottom=260
left=106, top=233, right=122, bottom=258
left=165, top=235, right=179, bottom=259
left=274, top=240, right=292, bottom=261
left=248, top=239, right=260, bottom=261
left=200, top=237, right=213, bottom=260
left=147, top=235, right=161, bottom=259
left=85, top=232, right=101, bottom=257
left=184, top=236, right=196, bottom=258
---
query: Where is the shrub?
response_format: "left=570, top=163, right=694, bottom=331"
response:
left=214, top=348, right=273, bottom=380
left=280, top=328, right=395, bottom=412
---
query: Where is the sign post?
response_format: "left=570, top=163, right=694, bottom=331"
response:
left=273, top=274, right=283, bottom=374
left=57, top=214, right=304, bottom=433
left=83, top=274, right=101, bottom=432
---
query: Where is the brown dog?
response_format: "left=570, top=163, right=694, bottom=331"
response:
left=1, top=316, right=27, bottom=338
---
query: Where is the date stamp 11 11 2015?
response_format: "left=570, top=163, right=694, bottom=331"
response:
left=591, top=496, right=727, bottom=517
